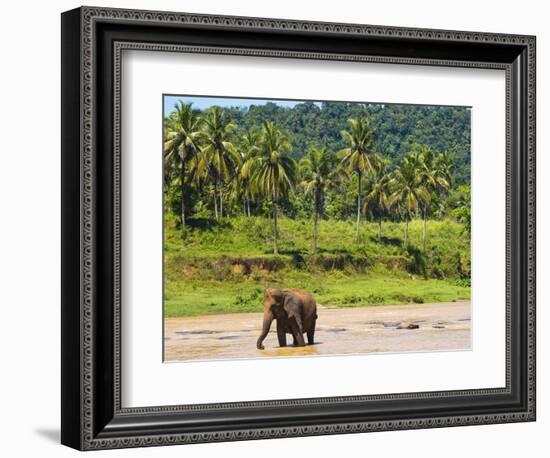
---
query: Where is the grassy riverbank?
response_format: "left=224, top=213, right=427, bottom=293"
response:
left=164, top=215, right=470, bottom=317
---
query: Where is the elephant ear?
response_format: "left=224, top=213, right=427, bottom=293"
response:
left=265, top=288, right=283, bottom=303
left=283, top=294, right=299, bottom=319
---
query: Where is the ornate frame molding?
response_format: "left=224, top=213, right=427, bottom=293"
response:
left=61, top=6, right=536, bottom=450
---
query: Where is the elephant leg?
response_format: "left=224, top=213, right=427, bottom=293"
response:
left=293, top=331, right=306, bottom=347
left=307, top=328, right=315, bottom=345
left=276, top=321, right=287, bottom=347
left=294, top=314, right=304, bottom=334
left=290, top=321, right=306, bottom=347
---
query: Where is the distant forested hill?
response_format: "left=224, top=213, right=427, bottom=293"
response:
left=208, top=102, right=471, bottom=184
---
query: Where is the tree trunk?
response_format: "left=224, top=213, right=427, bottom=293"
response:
left=356, top=171, right=362, bottom=241
left=313, top=190, right=319, bottom=254
left=219, top=184, right=223, bottom=218
left=180, top=161, right=186, bottom=227
left=272, top=199, right=279, bottom=255
left=422, top=207, right=427, bottom=252
left=247, top=199, right=251, bottom=217
left=378, top=213, right=382, bottom=242
left=213, top=191, right=218, bottom=219
left=404, top=215, right=409, bottom=247
left=243, top=198, right=247, bottom=215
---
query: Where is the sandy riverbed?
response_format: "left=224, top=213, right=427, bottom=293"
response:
left=164, top=301, right=470, bottom=362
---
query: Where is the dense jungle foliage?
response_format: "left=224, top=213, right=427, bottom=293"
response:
left=206, top=102, right=471, bottom=182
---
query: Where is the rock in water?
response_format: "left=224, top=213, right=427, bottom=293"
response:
left=383, top=321, right=401, bottom=328
left=397, top=322, right=419, bottom=329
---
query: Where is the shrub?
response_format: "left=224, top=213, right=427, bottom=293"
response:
left=454, top=278, right=471, bottom=287
left=233, top=288, right=263, bottom=308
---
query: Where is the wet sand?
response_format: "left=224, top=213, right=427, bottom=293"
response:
left=164, top=301, right=471, bottom=362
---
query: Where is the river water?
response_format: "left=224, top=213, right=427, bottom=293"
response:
left=164, top=301, right=470, bottom=362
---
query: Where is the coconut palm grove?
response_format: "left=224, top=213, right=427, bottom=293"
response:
left=163, top=96, right=471, bottom=318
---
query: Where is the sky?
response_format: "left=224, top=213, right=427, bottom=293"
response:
left=163, top=95, right=470, bottom=117
left=163, top=95, right=322, bottom=116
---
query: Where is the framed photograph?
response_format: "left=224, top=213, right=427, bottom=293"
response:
left=61, top=6, right=536, bottom=450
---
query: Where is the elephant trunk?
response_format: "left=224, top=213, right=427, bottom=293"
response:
left=257, top=311, right=273, bottom=350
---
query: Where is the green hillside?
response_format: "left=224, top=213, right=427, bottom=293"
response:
left=209, top=102, right=471, bottom=183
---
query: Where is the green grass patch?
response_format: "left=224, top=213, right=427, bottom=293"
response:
left=164, top=215, right=470, bottom=317
left=165, top=272, right=470, bottom=317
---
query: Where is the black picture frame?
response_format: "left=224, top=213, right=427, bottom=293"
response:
left=61, top=6, right=536, bottom=450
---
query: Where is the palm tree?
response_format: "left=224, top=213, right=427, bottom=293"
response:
left=389, top=152, right=431, bottom=247
left=244, top=121, right=296, bottom=254
left=363, top=156, right=391, bottom=242
left=417, top=148, right=451, bottom=251
left=300, top=146, right=338, bottom=254
left=451, top=184, right=471, bottom=235
left=163, top=102, right=202, bottom=226
left=238, top=129, right=260, bottom=216
left=338, top=117, right=376, bottom=241
left=200, top=107, right=240, bottom=218
left=434, top=151, right=453, bottom=187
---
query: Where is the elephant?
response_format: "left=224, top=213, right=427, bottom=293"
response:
left=256, top=288, right=318, bottom=350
